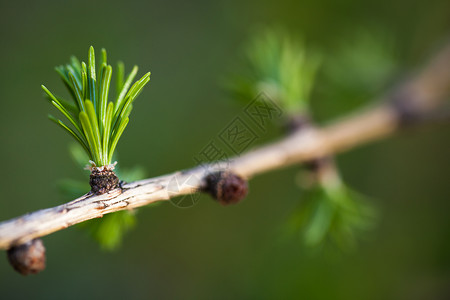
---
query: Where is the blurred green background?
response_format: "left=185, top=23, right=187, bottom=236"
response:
left=1, top=0, right=450, bottom=299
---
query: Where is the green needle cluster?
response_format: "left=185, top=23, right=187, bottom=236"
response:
left=228, top=30, right=321, bottom=113
left=42, top=46, right=151, bottom=167
left=289, top=182, right=375, bottom=250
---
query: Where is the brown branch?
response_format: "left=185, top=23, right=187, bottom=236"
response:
left=1, top=41, right=450, bottom=251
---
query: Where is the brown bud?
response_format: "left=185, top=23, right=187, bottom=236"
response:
left=204, top=171, right=248, bottom=205
left=90, top=169, right=120, bottom=194
left=303, top=156, right=333, bottom=173
left=285, top=114, right=312, bottom=134
left=391, top=87, right=423, bottom=126
left=7, top=239, right=46, bottom=275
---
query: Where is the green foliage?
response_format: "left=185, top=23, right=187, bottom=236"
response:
left=287, top=180, right=376, bottom=251
left=42, top=46, right=151, bottom=167
left=229, top=29, right=380, bottom=250
left=227, top=29, right=321, bottom=114
left=317, top=30, right=399, bottom=119
left=85, top=210, right=137, bottom=250
left=326, top=31, right=398, bottom=94
left=57, top=144, right=149, bottom=250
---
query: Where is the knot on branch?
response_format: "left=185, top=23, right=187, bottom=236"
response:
left=204, top=171, right=248, bottom=205
left=7, top=239, right=46, bottom=275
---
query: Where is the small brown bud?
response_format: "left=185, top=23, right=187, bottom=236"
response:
left=204, top=171, right=248, bottom=205
left=391, top=88, right=423, bottom=126
left=7, top=239, right=46, bottom=275
left=303, top=156, right=333, bottom=173
left=285, top=114, right=312, bottom=134
left=90, top=169, right=120, bottom=194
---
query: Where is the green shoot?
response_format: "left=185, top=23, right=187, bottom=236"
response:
left=42, top=46, right=151, bottom=168
left=227, top=29, right=321, bottom=114
left=287, top=181, right=376, bottom=251
left=318, top=30, right=399, bottom=119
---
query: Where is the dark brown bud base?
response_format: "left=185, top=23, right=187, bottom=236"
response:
left=391, top=88, right=425, bottom=126
left=7, top=239, right=46, bottom=275
left=90, top=169, right=120, bottom=195
left=304, top=156, right=333, bottom=173
left=285, top=114, right=312, bottom=134
left=204, top=171, right=248, bottom=205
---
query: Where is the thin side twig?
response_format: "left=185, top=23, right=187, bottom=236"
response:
left=1, top=41, right=450, bottom=250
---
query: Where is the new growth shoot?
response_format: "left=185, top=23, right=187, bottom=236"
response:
left=42, top=46, right=151, bottom=169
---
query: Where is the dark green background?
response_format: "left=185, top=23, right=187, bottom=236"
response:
left=0, top=0, right=449, bottom=299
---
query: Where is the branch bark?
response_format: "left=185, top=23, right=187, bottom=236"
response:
left=1, top=42, right=450, bottom=250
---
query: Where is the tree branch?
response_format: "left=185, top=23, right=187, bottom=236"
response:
left=1, top=42, right=450, bottom=250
